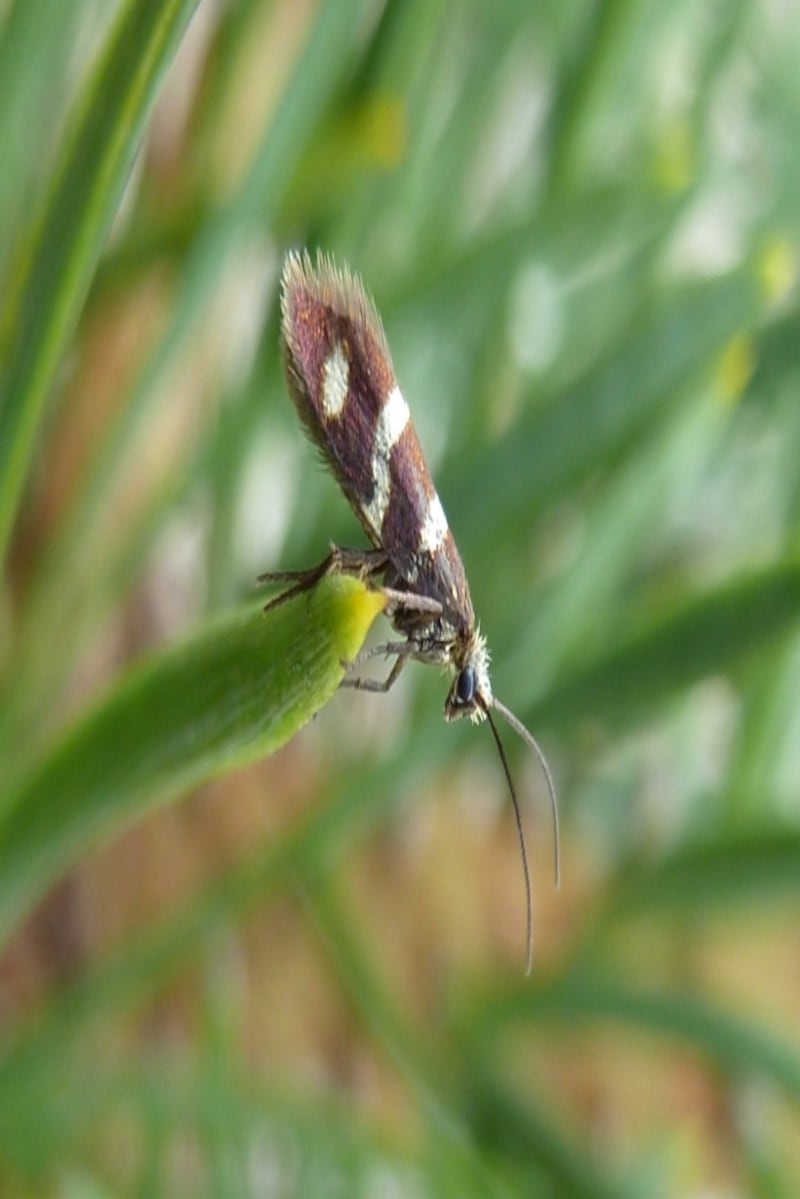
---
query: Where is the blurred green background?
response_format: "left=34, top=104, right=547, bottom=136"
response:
left=1, top=0, right=800, bottom=1194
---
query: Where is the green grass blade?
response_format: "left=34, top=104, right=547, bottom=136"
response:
left=458, top=1070, right=642, bottom=1199
left=0, top=753, right=423, bottom=1157
left=0, top=0, right=375, bottom=762
left=601, top=830, right=800, bottom=922
left=28, top=0, right=373, bottom=612
left=0, top=0, right=95, bottom=276
left=0, top=574, right=385, bottom=948
left=515, top=389, right=727, bottom=689
left=530, top=558, right=800, bottom=729
left=471, top=977, right=800, bottom=1103
left=0, top=0, right=200, bottom=566
left=307, top=872, right=641, bottom=1195
left=545, top=0, right=634, bottom=198
left=447, top=272, right=761, bottom=550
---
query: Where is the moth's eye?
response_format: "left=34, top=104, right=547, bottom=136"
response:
left=456, top=666, right=476, bottom=705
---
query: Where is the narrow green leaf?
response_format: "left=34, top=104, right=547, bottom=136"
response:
left=545, top=0, right=634, bottom=197
left=530, top=558, right=800, bottom=729
left=602, top=830, right=800, bottom=922
left=306, top=876, right=516, bottom=1196
left=459, top=1070, right=641, bottom=1199
left=514, top=389, right=726, bottom=691
left=0, top=0, right=96, bottom=275
left=0, top=574, right=385, bottom=948
left=0, top=752, right=417, bottom=1144
left=471, top=977, right=800, bottom=1103
left=2, top=0, right=375, bottom=756
left=28, top=0, right=373, bottom=606
left=307, top=876, right=644, bottom=1197
left=0, top=0, right=200, bottom=565
left=447, top=272, right=761, bottom=550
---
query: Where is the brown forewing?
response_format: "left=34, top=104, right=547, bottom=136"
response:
left=281, top=255, right=394, bottom=548
left=382, top=425, right=474, bottom=630
left=281, top=252, right=474, bottom=631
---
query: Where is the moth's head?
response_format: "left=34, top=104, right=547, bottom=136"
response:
left=444, top=629, right=491, bottom=724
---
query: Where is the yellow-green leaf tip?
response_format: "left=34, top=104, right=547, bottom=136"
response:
left=319, top=573, right=387, bottom=672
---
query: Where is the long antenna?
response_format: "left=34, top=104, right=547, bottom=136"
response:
left=482, top=702, right=534, bottom=976
left=491, top=697, right=560, bottom=890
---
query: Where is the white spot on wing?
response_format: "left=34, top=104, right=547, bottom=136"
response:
left=364, top=471, right=391, bottom=534
left=420, top=493, right=448, bottom=553
left=376, top=386, right=409, bottom=454
left=322, top=342, right=349, bottom=418
left=363, top=385, right=409, bottom=534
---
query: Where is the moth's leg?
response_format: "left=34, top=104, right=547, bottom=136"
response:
left=340, top=635, right=423, bottom=693
left=260, top=546, right=387, bottom=614
left=330, top=546, right=388, bottom=579
left=344, top=639, right=420, bottom=673
left=381, top=588, right=443, bottom=619
left=259, top=554, right=333, bottom=613
left=340, top=651, right=408, bottom=694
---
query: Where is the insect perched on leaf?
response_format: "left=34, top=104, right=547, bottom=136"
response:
left=261, top=250, right=558, bottom=973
